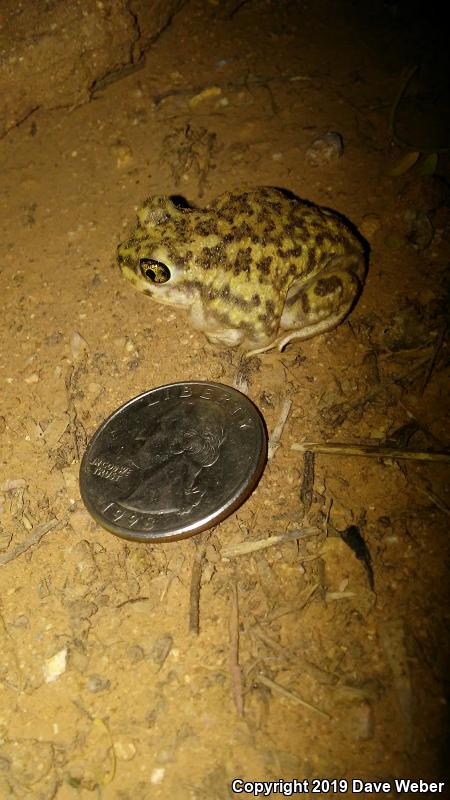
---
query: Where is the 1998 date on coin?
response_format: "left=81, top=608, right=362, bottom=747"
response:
left=79, top=382, right=267, bottom=543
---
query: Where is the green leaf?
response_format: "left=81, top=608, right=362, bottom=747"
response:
left=387, top=151, right=420, bottom=176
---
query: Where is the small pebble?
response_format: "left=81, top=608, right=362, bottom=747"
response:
left=86, top=674, right=111, bottom=693
left=43, top=648, right=68, bottom=683
left=70, top=331, right=89, bottom=360
left=111, top=142, right=133, bottom=169
left=149, top=635, right=173, bottom=669
left=150, top=767, right=165, bottom=785
left=305, top=132, right=344, bottom=167
left=360, top=213, right=381, bottom=239
left=128, top=645, right=145, bottom=663
left=12, top=614, right=29, bottom=628
left=114, top=740, right=137, bottom=761
left=1, top=478, right=26, bottom=491
left=404, top=209, right=434, bottom=250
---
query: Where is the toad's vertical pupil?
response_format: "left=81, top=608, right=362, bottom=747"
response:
left=140, top=259, right=171, bottom=283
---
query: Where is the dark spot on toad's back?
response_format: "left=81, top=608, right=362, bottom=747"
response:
left=257, top=256, right=272, bottom=275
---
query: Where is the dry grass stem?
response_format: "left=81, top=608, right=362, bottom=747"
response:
left=0, top=518, right=64, bottom=566
left=257, top=673, right=330, bottom=719
left=189, top=534, right=210, bottom=634
left=252, top=627, right=338, bottom=685
left=230, top=583, right=244, bottom=716
left=221, top=527, right=321, bottom=558
left=268, top=398, right=292, bottom=460
left=416, top=486, right=450, bottom=515
left=292, top=442, right=450, bottom=462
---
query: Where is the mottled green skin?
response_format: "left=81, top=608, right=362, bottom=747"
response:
left=118, top=187, right=366, bottom=353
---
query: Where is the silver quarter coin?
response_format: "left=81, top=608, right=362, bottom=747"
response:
left=79, top=381, right=267, bottom=542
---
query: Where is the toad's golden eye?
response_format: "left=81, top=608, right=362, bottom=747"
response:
left=140, top=259, right=171, bottom=284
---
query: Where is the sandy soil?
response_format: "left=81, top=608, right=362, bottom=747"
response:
left=1, top=1, right=449, bottom=798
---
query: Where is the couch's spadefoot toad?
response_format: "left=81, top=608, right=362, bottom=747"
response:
left=118, top=187, right=366, bottom=355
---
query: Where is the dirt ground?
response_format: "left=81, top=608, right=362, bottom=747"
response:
left=1, top=1, right=449, bottom=798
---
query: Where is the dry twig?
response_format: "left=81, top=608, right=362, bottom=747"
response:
left=0, top=518, right=65, bottom=566
left=188, top=532, right=211, bottom=634
left=268, top=398, right=292, bottom=460
left=256, top=673, right=330, bottom=719
left=416, top=486, right=450, bottom=515
left=221, top=527, right=321, bottom=558
left=229, top=584, right=244, bottom=716
left=300, top=450, right=315, bottom=514
left=252, top=628, right=338, bottom=685
left=151, top=72, right=312, bottom=107
left=266, top=582, right=321, bottom=622
left=418, top=325, right=447, bottom=396
left=292, top=442, right=450, bottom=462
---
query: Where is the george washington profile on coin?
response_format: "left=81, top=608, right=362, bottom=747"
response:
left=119, top=400, right=227, bottom=515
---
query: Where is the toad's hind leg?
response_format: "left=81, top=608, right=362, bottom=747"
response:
left=245, top=252, right=365, bottom=357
